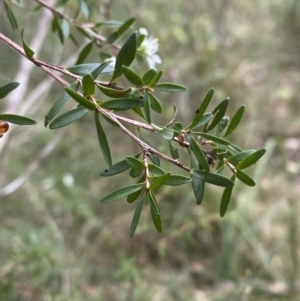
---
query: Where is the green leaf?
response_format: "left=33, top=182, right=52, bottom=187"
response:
left=148, top=70, right=163, bottom=87
left=130, top=194, right=146, bottom=237
left=4, top=2, right=18, bottom=30
left=61, top=19, right=70, bottom=38
left=21, top=29, right=35, bottom=59
left=95, top=111, right=112, bottom=167
left=187, top=135, right=210, bottom=172
left=152, top=174, right=192, bottom=186
left=127, top=174, right=146, bottom=203
left=45, top=81, right=78, bottom=127
left=0, top=82, right=20, bottom=99
left=151, top=123, right=174, bottom=140
left=82, top=73, right=95, bottom=96
left=173, top=122, right=183, bottom=134
left=215, top=116, right=229, bottom=136
left=91, top=61, right=114, bottom=79
left=49, top=107, right=88, bottom=129
left=148, top=93, right=162, bottom=113
left=106, top=18, right=135, bottom=44
left=67, top=63, right=114, bottom=76
left=195, top=132, right=230, bottom=145
left=191, top=175, right=205, bottom=205
left=227, top=143, right=243, bottom=154
left=101, top=159, right=130, bottom=176
left=191, top=169, right=234, bottom=187
left=52, top=16, right=64, bottom=44
left=143, top=69, right=157, bottom=85
left=226, top=150, right=256, bottom=166
left=76, top=41, right=93, bottom=65
left=125, top=156, right=146, bottom=171
left=100, top=98, right=144, bottom=110
left=130, top=167, right=142, bottom=178
left=122, top=66, right=144, bottom=87
left=110, top=32, right=137, bottom=82
left=65, top=88, right=96, bottom=110
left=169, top=141, right=179, bottom=159
left=149, top=173, right=170, bottom=191
left=149, top=192, right=162, bottom=232
left=187, top=88, right=214, bottom=130
left=0, top=114, right=36, bottom=125
left=224, top=105, right=245, bottom=137
left=101, top=183, right=145, bottom=203
left=236, top=149, right=266, bottom=170
left=189, top=113, right=213, bottom=130
left=98, top=85, right=134, bottom=98
left=236, top=170, right=256, bottom=186
left=220, top=175, right=235, bottom=217
left=148, top=164, right=165, bottom=176
left=79, top=0, right=89, bottom=19
left=204, top=97, right=229, bottom=132
left=144, top=91, right=151, bottom=123
left=154, top=82, right=186, bottom=92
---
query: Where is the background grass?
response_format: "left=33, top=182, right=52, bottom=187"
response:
left=0, top=0, right=299, bottom=300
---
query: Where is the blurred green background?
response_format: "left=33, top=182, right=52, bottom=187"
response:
left=0, top=0, right=299, bottom=300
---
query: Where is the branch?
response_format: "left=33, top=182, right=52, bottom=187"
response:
left=0, top=32, right=191, bottom=172
left=34, top=0, right=120, bottom=49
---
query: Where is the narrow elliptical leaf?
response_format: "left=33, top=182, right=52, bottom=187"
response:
left=191, top=174, right=205, bottom=205
left=127, top=174, right=146, bottom=203
left=67, top=63, right=114, bottom=76
left=110, top=32, right=137, bottom=82
left=122, top=66, right=144, bottom=87
left=100, top=99, right=144, bottom=110
left=82, top=73, right=95, bottom=96
left=187, top=88, right=214, bottom=130
left=49, top=107, right=88, bottom=129
left=106, top=18, right=135, bottom=44
left=224, top=105, right=245, bottom=137
left=220, top=175, right=235, bottom=217
left=21, top=29, right=35, bottom=59
left=65, top=88, right=96, bottom=110
left=144, top=91, right=151, bottom=123
left=95, top=111, right=112, bottom=167
left=204, top=97, right=229, bottom=132
left=149, top=173, right=170, bottom=191
left=187, top=135, right=210, bottom=172
left=130, top=194, right=146, bottom=237
left=236, top=149, right=266, bottom=170
left=4, top=2, right=18, bottom=30
left=101, top=159, right=130, bottom=176
left=76, top=41, right=93, bottom=64
left=0, top=82, right=20, bottom=99
left=236, top=170, right=256, bottom=186
left=148, top=93, right=162, bottom=113
left=191, top=169, right=234, bottom=187
left=149, top=192, right=162, bottom=232
left=154, top=82, right=186, bottom=92
left=0, top=114, right=36, bottom=125
left=45, top=81, right=78, bottom=127
left=101, top=183, right=145, bottom=203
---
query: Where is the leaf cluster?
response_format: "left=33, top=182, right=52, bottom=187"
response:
left=1, top=3, right=266, bottom=236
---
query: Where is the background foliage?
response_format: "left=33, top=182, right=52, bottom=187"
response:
left=0, top=0, right=299, bottom=300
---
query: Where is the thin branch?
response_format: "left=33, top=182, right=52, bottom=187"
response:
left=0, top=32, right=191, bottom=172
left=99, top=109, right=191, bottom=172
left=34, top=0, right=120, bottom=49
